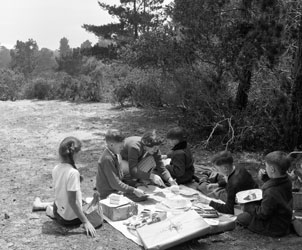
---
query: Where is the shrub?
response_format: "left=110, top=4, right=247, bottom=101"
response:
left=174, top=64, right=291, bottom=152
left=22, top=65, right=106, bottom=102
left=32, top=78, right=51, bottom=100
left=112, top=82, right=136, bottom=106
left=0, top=68, right=25, bottom=100
left=110, top=66, right=164, bottom=107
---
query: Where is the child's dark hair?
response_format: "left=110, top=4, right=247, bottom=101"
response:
left=211, top=151, right=233, bottom=166
left=141, top=129, right=162, bottom=147
left=265, top=151, right=291, bottom=175
left=167, top=127, right=186, bottom=142
left=59, top=137, right=82, bottom=169
left=105, top=129, right=125, bottom=143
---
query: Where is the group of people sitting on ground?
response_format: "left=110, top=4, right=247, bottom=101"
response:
left=33, top=126, right=299, bottom=238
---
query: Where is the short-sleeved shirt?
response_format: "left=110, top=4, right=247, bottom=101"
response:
left=52, top=163, right=82, bottom=221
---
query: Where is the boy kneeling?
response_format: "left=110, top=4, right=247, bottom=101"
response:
left=96, top=129, right=145, bottom=201
left=237, top=151, right=293, bottom=237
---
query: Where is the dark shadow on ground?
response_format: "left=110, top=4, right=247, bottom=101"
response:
left=42, top=220, right=82, bottom=236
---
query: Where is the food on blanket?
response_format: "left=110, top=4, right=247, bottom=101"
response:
left=194, top=208, right=219, bottom=218
left=162, top=196, right=190, bottom=209
left=152, top=211, right=167, bottom=222
left=124, top=215, right=145, bottom=229
left=109, top=193, right=121, bottom=205
left=171, top=185, right=180, bottom=195
left=243, top=193, right=257, bottom=201
left=124, top=209, right=167, bottom=230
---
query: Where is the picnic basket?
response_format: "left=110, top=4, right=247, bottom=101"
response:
left=293, top=192, right=302, bottom=210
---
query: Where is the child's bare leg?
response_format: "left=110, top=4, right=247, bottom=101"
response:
left=32, top=197, right=53, bottom=211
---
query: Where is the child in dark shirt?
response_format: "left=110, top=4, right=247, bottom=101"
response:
left=164, top=127, right=195, bottom=184
left=96, top=129, right=145, bottom=201
left=198, top=151, right=257, bottom=214
left=237, top=151, right=293, bottom=237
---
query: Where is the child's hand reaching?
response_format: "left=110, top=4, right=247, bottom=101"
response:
left=198, top=195, right=211, bottom=205
left=168, top=178, right=177, bottom=186
left=150, top=174, right=165, bottom=187
left=207, top=183, right=219, bottom=189
left=258, top=168, right=268, bottom=182
left=83, top=221, right=96, bottom=237
left=133, top=189, right=146, bottom=197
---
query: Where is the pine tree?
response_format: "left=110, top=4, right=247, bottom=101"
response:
left=83, top=0, right=165, bottom=40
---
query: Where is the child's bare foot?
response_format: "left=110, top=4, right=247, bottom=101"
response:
left=32, top=197, right=45, bottom=211
left=32, top=197, right=52, bottom=211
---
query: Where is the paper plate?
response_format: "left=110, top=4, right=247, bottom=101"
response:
left=236, top=189, right=262, bottom=204
left=161, top=197, right=192, bottom=209
left=179, top=188, right=199, bottom=197
left=138, top=185, right=163, bottom=194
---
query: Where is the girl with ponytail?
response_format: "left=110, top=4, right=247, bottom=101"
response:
left=33, top=137, right=96, bottom=237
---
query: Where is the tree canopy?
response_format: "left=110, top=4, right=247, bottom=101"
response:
left=10, top=39, right=39, bottom=78
left=0, top=46, right=11, bottom=68
left=83, top=0, right=166, bottom=40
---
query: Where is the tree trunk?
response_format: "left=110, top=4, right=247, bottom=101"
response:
left=142, top=0, right=146, bottom=33
left=235, top=0, right=253, bottom=110
left=133, top=0, right=139, bottom=38
left=288, top=14, right=302, bottom=149
left=235, top=66, right=252, bottom=109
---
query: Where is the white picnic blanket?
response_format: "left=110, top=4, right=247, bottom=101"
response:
left=104, top=185, right=200, bottom=245
left=102, top=207, right=144, bottom=245
left=88, top=185, right=227, bottom=246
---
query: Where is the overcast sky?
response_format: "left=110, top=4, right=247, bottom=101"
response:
left=0, top=0, right=120, bottom=50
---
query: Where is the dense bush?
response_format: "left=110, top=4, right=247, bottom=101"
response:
left=113, top=82, right=136, bottom=106
left=0, top=68, right=25, bottom=100
left=23, top=74, right=104, bottom=102
left=173, top=64, right=292, bottom=152
left=170, top=66, right=232, bottom=142
left=109, top=66, right=164, bottom=107
left=32, top=78, right=51, bottom=100
left=21, top=57, right=107, bottom=102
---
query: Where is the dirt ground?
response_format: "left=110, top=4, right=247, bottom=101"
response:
left=1, top=100, right=302, bottom=250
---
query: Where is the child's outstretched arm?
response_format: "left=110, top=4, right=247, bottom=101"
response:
left=102, top=157, right=135, bottom=193
left=209, top=186, right=236, bottom=214
left=67, top=191, right=96, bottom=237
left=153, top=149, right=173, bottom=182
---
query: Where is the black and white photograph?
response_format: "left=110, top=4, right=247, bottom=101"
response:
left=1, top=0, right=302, bottom=249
